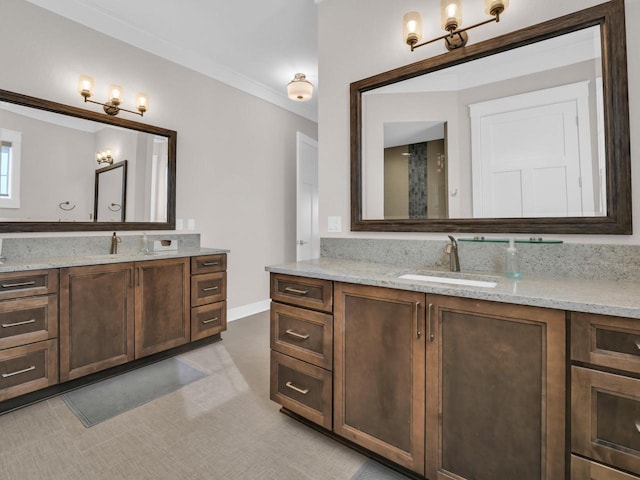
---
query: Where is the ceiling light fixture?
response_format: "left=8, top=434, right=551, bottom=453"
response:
left=78, top=75, right=149, bottom=117
left=287, top=73, right=313, bottom=102
left=404, top=0, right=508, bottom=52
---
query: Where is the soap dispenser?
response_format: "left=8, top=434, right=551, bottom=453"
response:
left=505, top=238, right=521, bottom=279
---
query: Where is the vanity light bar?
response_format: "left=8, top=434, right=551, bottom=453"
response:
left=77, top=75, right=148, bottom=117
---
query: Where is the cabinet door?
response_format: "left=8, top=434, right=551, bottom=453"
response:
left=59, top=263, right=135, bottom=381
left=334, top=283, right=425, bottom=475
left=426, top=294, right=565, bottom=480
left=135, top=258, right=190, bottom=358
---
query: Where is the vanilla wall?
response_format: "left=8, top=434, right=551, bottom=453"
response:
left=0, top=0, right=317, bottom=312
left=317, top=0, right=639, bottom=244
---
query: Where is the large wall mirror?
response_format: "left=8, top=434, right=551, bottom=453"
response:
left=0, top=88, right=176, bottom=232
left=351, top=0, right=631, bottom=234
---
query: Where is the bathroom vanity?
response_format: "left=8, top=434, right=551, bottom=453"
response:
left=0, top=248, right=228, bottom=408
left=267, top=258, right=640, bottom=480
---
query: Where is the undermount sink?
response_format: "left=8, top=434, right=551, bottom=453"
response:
left=397, top=272, right=499, bottom=288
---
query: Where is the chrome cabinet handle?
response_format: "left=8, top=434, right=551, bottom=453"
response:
left=201, top=317, right=219, bottom=324
left=635, top=421, right=640, bottom=433
left=635, top=340, right=640, bottom=351
left=285, top=381, right=309, bottom=395
left=427, top=303, right=434, bottom=342
left=286, top=329, right=310, bottom=340
left=284, top=287, right=308, bottom=296
left=202, top=262, right=219, bottom=267
left=202, top=286, right=219, bottom=292
left=2, top=280, right=36, bottom=288
left=2, top=319, right=36, bottom=328
left=2, top=365, right=36, bottom=378
left=415, top=301, right=421, bottom=339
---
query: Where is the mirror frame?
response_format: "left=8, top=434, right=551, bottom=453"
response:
left=94, top=160, right=128, bottom=223
left=351, top=0, right=631, bottom=234
left=0, top=88, right=176, bottom=232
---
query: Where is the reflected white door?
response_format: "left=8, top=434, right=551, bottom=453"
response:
left=470, top=82, right=594, bottom=218
left=296, top=132, right=319, bottom=261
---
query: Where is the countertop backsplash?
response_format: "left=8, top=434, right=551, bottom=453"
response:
left=1, top=233, right=201, bottom=261
left=320, top=237, right=640, bottom=283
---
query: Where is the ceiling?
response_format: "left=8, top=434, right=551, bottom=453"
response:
left=25, top=0, right=319, bottom=122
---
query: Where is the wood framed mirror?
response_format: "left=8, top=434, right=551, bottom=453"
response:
left=0, top=88, right=176, bottom=232
left=351, top=0, right=631, bottom=234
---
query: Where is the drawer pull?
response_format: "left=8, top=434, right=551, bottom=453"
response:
left=2, top=365, right=36, bottom=378
left=201, top=317, right=219, bottom=325
left=635, top=340, right=640, bottom=351
left=285, top=329, right=310, bottom=340
left=284, top=287, right=309, bottom=296
left=285, top=381, right=309, bottom=395
left=202, top=286, right=219, bottom=292
left=1, top=280, right=36, bottom=289
left=636, top=421, right=640, bottom=433
left=202, top=262, right=219, bottom=267
left=2, top=319, right=36, bottom=328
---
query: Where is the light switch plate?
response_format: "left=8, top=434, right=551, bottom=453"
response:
left=187, top=218, right=196, bottom=231
left=176, top=218, right=184, bottom=231
left=328, top=216, right=342, bottom=233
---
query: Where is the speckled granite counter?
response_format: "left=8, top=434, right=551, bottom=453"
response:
left=266, top=258, right=640, bottom=319
left=0, top=247, right=229, bottom=273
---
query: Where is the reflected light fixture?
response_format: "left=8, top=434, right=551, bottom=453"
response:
left=96, top=149, right=114, bottom=165
left=404, top=0, right=509, bottom=52
left=78, top=75, right=149, bottom=116
left=287, top=73, right=313, bottom=102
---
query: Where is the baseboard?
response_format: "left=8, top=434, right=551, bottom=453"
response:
left=228, top=299, right=270, bottom=322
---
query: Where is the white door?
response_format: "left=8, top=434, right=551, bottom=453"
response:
left=470, top=82, right=595, bottom=218
left=296, top=132, right=319, bottom=261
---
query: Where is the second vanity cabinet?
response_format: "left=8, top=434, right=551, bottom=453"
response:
left=60, top=257, right=191, bottom=381
left=269, top=273, right=568, bottom=479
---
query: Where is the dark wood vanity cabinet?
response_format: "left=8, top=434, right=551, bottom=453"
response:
left=60, top=257, right=190, bottom=380
left=426, top=295, right=566, bottom=480
left=0, top=269, right=59, bottom=401
left=571, top=312, right=640, bottom=478
left=135, top=258, right=190, bottom=358
left=270, top=274, right=333, bottom=430
left=334, top=282, right=426, bottom=475
left=190, top=254, right=227, bottom=341
left=59, top=263, right=135, bottom=381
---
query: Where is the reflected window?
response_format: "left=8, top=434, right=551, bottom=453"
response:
left=0, top=129, right=21, bottom=208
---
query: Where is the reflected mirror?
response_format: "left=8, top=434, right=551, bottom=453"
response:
left=352, top=0, right=630, bottom=233
left=94, top=160, right=127, bottom=222
left=0, top=89, right=176, bottom=232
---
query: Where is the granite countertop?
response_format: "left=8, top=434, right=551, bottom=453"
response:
left=266, top=258, right=640, bottom=319
left=0, top=247, right=229, bottom=273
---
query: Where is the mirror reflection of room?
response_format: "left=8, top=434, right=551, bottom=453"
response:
left=0, top=101, right=169, bottom=223
left=383, top=122, right=448, bottom=220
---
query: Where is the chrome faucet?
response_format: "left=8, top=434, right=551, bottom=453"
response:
left=446, top=235, right=460, bottom=272
left=110, top=232, right=122, bottom=254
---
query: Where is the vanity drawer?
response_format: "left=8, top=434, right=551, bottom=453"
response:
left=0, top=295, right=58, bottom=350
left=571, top=455, right=639, bottom=480
left=191, top=301, right=227, bottom=341
left=572, top=312, right=640, bottom=374
left=191, top=254, right=227, bottom=275
left=0, top=269, right=58, bottom=300
left=0, top=339, right=58, bottom=402
left=271, top=302, right=333, bottom=370
left=191, top=272, right=226, bottom=307
left=572, top=366, right=640, bottom=475
left=270, top=350, right=332, bottom=430
left=270, top=274, right=333, bottom=313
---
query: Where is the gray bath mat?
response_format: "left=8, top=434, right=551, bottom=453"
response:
left=351, top=460, right=413, bottom=480
left=61, top=357, right=207, bottom=427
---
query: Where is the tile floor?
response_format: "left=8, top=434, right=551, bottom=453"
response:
left=0, top=311, right=370, bottom=480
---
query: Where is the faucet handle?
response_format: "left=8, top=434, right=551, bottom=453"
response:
left=444, top=244, right=453, bottom=254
